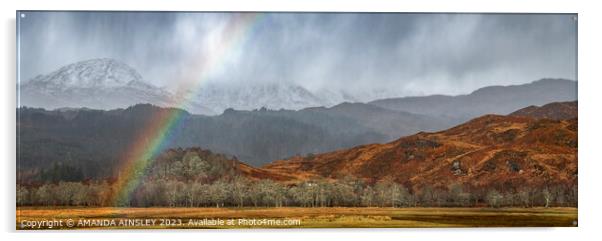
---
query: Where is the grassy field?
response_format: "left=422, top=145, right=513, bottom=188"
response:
left=16, top=206, right=577, bottom=229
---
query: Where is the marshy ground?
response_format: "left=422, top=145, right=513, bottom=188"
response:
left=16, top=206, right=577, bottom=229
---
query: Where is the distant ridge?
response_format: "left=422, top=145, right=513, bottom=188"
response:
left=369, top=78, right=577, bottom=121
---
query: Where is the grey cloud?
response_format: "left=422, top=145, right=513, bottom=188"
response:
left=18, top=12, right=577, bottom=100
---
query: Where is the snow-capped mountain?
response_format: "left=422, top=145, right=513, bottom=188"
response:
left=28, top=58, right=145, bottom=89
left=192, top=81, right=329, bottom=114
left=19, top=58, right=181, bottom=112
left=19, top=58, right=358, bottom=115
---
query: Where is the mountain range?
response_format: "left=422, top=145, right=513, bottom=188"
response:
left=20, top=58, right=577, bottom=118
left=17, top=102, right=445, bottom=176
left=26, top=100, right=572, bottom=194
left=17, top=95, right=578, bottom=199
left=192, top=82, right=333, bottom=115
left=20, top=58, right=351, bottom=115
left=369, top=78, right=577, bottom=121
left=17, top=58, right=578, bottom=188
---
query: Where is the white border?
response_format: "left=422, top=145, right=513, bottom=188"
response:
left=2, top=1, right=601, bottom=241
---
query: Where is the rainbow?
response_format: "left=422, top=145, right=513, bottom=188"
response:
left=112, top=13, right=265, bottom=206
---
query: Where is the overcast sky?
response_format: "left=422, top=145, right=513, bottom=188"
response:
left=18, top=12, right=577, bottom=98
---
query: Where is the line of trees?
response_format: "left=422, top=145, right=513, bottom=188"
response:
left=17, top=176, right=577, bottom=208
left=17, top=181, right=112, bottom=206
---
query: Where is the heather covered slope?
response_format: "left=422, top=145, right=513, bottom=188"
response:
left=263, top=113, right=577, bottom=192
left=509, top=101, right=577, bottom=120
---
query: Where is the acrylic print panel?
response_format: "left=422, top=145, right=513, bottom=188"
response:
left=16, top=11, right=577, bottom=229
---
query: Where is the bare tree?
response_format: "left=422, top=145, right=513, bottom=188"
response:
left=314, top=180, right=332, bottom=207
left=418, top=185, right=436, bottom=207
left=517, top=187, right=533, bottom=208
left=183, top=182, right=203, bottom=207
left=391, top=183, right=410, bottom=207
left=447, top=183, right=471, bottom=207
left=165, top=180, right=186, bottom=207
left=374, top=178, right=393, bottom=207
left=254, top=179, right=285, bottom=207
left=486, top=189, right=503, bottom=208
left=331, top=180, right=356, bottom=206
left=248, top=181, right=262, bottom=207
left=182, top=151, right=210, bottom=182
left=288, top=184, right=312, bottom=207
left=542, top=187, right=555, bottom=208
left=551, top=185, right=567, bottom=207
left=230, top=176, right=249, bottom=207
left=208, top=179, right=229, bottom=208
left=56, top=182, right=82, bottom=205
left=361, top=186, right=375, bottom=207
left=568, top=184, right=578, bottom=207
left=17, top=185, right=30, bottom=206
left=71, top=182, right=88, bottom=206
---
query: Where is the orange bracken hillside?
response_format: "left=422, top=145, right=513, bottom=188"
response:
left=509, top=101, right=577, bottom=120
left=260, top=106, right=577, bottom=192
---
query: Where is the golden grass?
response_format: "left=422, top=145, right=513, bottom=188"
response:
left=16, top=206, right=577, bottom=229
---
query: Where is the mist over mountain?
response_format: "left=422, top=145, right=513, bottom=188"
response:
left=17, top=58, right=579, bottom=178
left=191, top=81, right=337, bottom=115
left=17, top=58, right=579, bottom=173
left=21, top=59, right=173, bottom=110
left=19, top=58, right=578, bottom=119
left=19, top=58, right=360, bottom=115
left=17, top=98, right=461, bottom=177
left=303, top=102, right=453, bottom=140
left=20, top=13, right=577, bottom=99
left=19, top=59, right=217, bottom=114
left=370, top=78, right=577, bottom=122
left=15, top=104, right=360, bottom=177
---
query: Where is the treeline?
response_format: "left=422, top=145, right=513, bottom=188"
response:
left=17, top=148, right=577, bottom=208
left=17, top=176, right=577, bottom=208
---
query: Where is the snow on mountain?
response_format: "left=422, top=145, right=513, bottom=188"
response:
left=19, top=58, right=180, bottom=112
left=28, top=58, right=144, bottom=89
left=19, top=58, right=361, bottom=115
left=192, top=81, right=331, bottom=114
left=313, top=89, right=361, bottom=106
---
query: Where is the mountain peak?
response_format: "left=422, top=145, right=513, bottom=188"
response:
left=20, top=59, right=177, bottom=111
left=27, top=58, right=144, bottom=90
left=194, top=81, right=325, bottom=114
